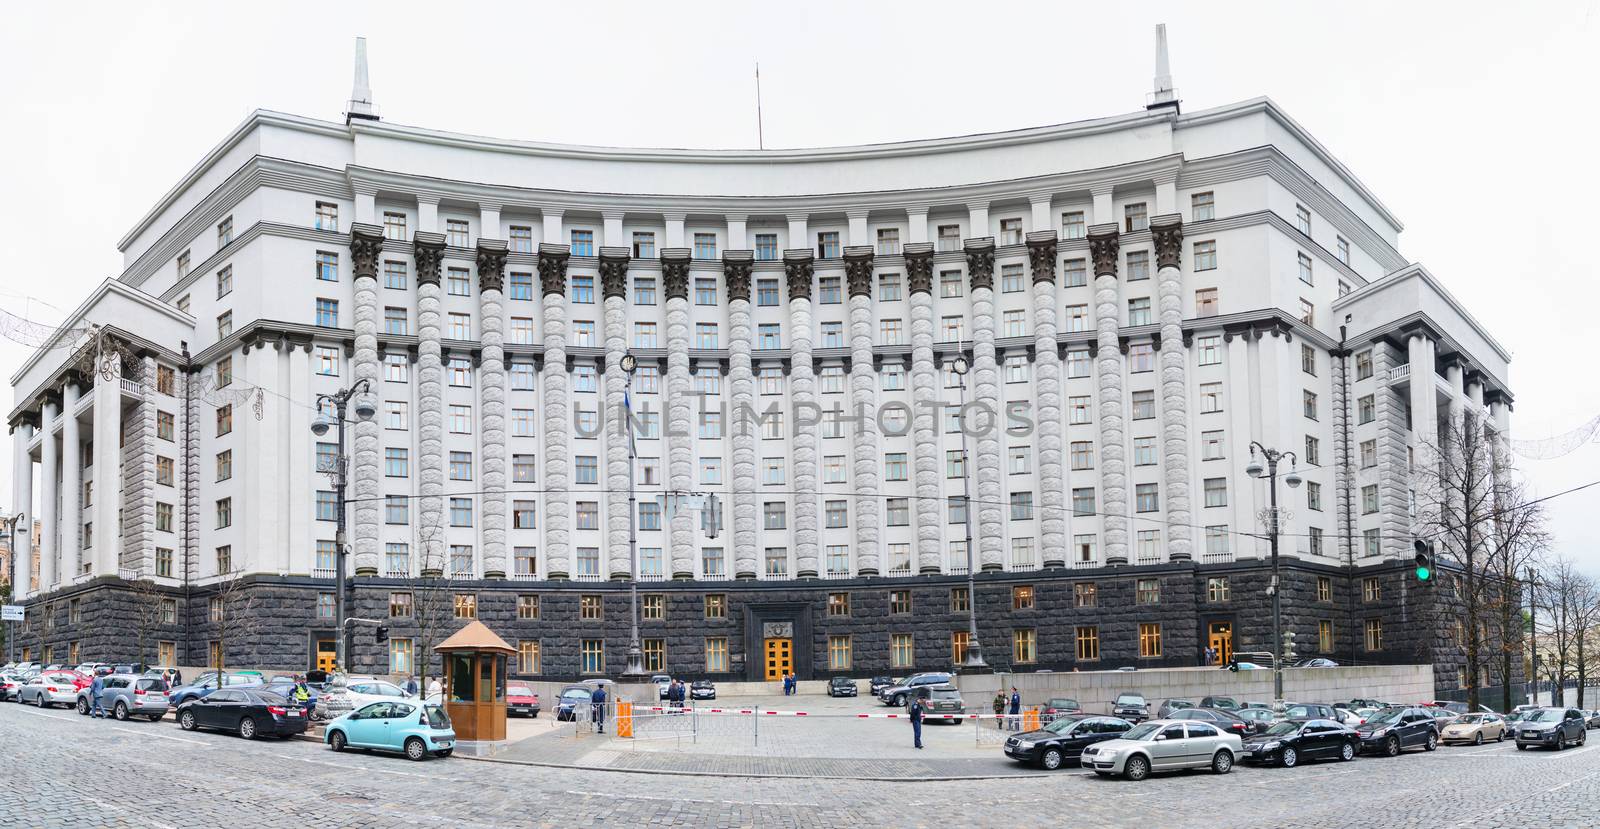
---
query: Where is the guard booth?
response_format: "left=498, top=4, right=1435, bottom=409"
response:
left=434, top=621, right=515, bottom=744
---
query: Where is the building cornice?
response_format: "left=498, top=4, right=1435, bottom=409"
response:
left=8, top=280, right=193, bottom=387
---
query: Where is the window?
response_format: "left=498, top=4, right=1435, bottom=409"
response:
left=1297, top=252, right=1315, bottom=286
left=216, top=403, right=234, bottom=436
left=940, top=269, right=963, bottom=298
left=1137, top=578, right=1161, bottom=604
left=1358, top=395, right=1375, bottom=424
left=753, top=233, right=777, bottom=261
left=1336, top=235, right=1351, bottom=265
left=1191, top=191, right=1215, bottom=221
left=693, top=232, right=717, bottom=260
left=384, top=447, right=409, bottom=478
left=1303, top=390, right=1318, bottom=420
left=1299, top=298, right=1315, bottom=326
left=1355, top=350, right=1373, bottom=380
left=1199, top=382, right=1223, bottom=414
left=1363, top=577, right=1383, bottom=603
left=1364, top=619, right=1383, bottom=652
left=446, top=220, right=470, bottom=248
left=879, top=272, right=902, bottom=301
left=580, top=640, right=605, bottom=674
left=1316, top=576, right=1333, bottom=602
left=1204, top=477, right=1228, bottom=508
left=1129, top=343, right=1154, bottom=373
left=1126, top=250, right=1150, bottom=281
left=816, top=231, right=841, bottom=259
left=1127, top=297, right=1152, bottom=326
left=890, top=633, right=914, bottom=669
left=1305, top=435, right=1320, bottom=466
left=876, top=226, right=900, bottom=255
left=1064, top=303, right=1089, bottom=332
left=215, top=545, right=232, bottom=573
left=1010, top=491, right=1034, bottom=520
left=1131, top=390, right=1155, bottom=420
left=1199, top=430, right=1225, bottom=461
left=756, top=278, right=779, bottom=306
left=217, top=216, right=234, bottom=246
left=701, top=547, right=726, bottom=579
left=1364, top=528, right=1381, bottom=557
left=694, top=277, right=718, bottom=306
left=695, top=322, right=718, bottom=349
left=1360, top=440, right=1377, bottom=469
left=937, top=224, right=962, bottom=252
left=1307, top=480, right=1323, bottom=510
left=1012, top=585, right=1035, bottom=611
left=1003, top=309, right=1026, bottom=337
left=939, top=315, right=963, bottom=342
left=156, top=548, right=173, bottom=578
left=215, top=498, right=233, bottom=529
left=706, top=638, right=729, bottom=672
left=1138, top=623, right=1163, bottom=657
left=885, top=498, right=909, bottom=526
left=177, top=250, right=191, bottom=278
left=1317, top=620, right=1334, bottom=653
left=311, top=347, right=337, bottom=377
left=1069, top=441, right=1094, bottom=471
left=449, top=451, right=473, bottom=481
left=889, top=590, right=912, bottom=614
left=1207, top=577, right=1230, bottom=602
left=1071, top=488, right=1095, bottom=517
left=1061, top=211, right=1086, bottom=240
left=569, top=229, right=594, bottom=257
left=1011, top=628, right=1037, bottom=664
left=1063, top=258, right=1087, bottom=287
left=1362, top=484, right=1380, bottom=514
left=630, top=231, right=655, bottom=259
left=704, top=594, right=727, bottom=619
left=1076, top=626, right=1100, bottom=661
left=1296, top=204, right=1313, bottom=235
left=1125, top=203, right=1148, bottom=232
left=315, top=298, right=339, bottom=327
left=1135, top=483, right=1159, bottom=513
left=1193, top=240, right=1216, bottom=271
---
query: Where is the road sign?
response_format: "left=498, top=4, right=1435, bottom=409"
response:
left=1, top=605, right=23, bottom=622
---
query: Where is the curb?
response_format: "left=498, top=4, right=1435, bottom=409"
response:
left=455, top=752, right=1050, bottom=782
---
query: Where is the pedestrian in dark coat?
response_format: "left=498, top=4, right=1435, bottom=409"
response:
left=909, top=691, right=927, bottom=749
left=1009, top=687, right=1022, bottom=731
left=590, top=685, right=608, bottom=734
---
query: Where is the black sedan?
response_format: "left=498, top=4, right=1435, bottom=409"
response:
left=689, top=680, right=716, bottom=701
left=827, top=677, right=857, bottom=697
left=1241, top=718, right=1359, bottom=766
left=1003, top=714, right=1133, bottom=770
left=869, top=676, right=895, bottom=696
left=175, top=688, right=309, bottom=739
left=1355, top=706, right=1439, bottom=756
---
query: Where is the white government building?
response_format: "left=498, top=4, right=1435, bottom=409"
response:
left=8, top=32, right=1511, bottom=678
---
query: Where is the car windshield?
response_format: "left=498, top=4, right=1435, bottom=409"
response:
left=562, top=690, right=591, bottom=701
left=1122, top=722, right=1163, bottom=741
left=1044, top=718, right=1083, bottom=734
left=1528, top=709, right=1564, bottom=722
left=1366, top=709, right=1405, bottom=725
left=1262, top=721, right=1302, bottom=737
left=1048, top=699, right=1078, bottom=708
left=1115, top=695, right=1144, bottom=706
left=832, top=678, right=850, bottom=685
left=693, top=681, right=712, bottom=687
left=1457, top=714, right=1486, bottom=723
left=507, top=686, right=533, bottom=696
left=254, top=691, right=288, bottom=705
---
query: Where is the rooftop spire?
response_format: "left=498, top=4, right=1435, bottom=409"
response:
left=346, top=36, right=379, bottom=122
left=1148, top=23, right=1179, bottom=112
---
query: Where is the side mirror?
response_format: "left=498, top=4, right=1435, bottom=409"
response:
left=1153, top=734, right=1166, bottom=741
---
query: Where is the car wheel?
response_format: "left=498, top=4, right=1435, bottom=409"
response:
left=179, top=710, right=197, bottom=731
left=36, top=693, right=46, bottom=708
left=1123, top=755, right=1151, bottom=781
left=329, top=730, right=347, bottom=752
left=77, top=698, right=89, bottom=716
left=1517, top=743, right=1527, bottom=751
left=1580, top=731, right=1588, bottom=746
left=149, top=715, right=163, bottom=722
left=1041, top=748, right=1064, bottom=771
left=114, top=702, right=129, bottom=721
left=433, top=749, right=453, bottom=758
left=1213, top=750, right=1234, bottom=775
left=1424, top=732, right=1438, bottom=751
left=893, top=694, right=906, bottom=708
left=405, top=737, right=427, bottom=761
left=1384, top=736, right=1400, bottom=757
left=1473, top=732, right=1483, bottom=745
left=1339, top=742, right=1355, bottom=762
left=532, top=711, right=539, bottom=718
left=1281, top=747, right=1298, bottom=768
left=1555, top=733, right=1566, bottom=751
left=238, top=716, right=258, bottom=740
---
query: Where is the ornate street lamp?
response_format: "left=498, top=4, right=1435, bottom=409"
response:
left=619, top=353, right=647, bottom=679
left=950, top=352, right=987, bottom=673
left=1246, top=441, right=1301, bottom=703
left=311, top=378, right=376, bottom=672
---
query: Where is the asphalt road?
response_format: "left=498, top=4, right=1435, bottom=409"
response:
left=3, top=700, right=1597, bottom=828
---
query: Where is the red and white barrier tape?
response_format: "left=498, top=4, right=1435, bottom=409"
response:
left=628, top=705, right=1036, bottom=721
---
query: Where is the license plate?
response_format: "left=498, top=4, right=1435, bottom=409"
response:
left=288, top=710, right=301, bottom=716
left=436, top=740, right=453, bottom=748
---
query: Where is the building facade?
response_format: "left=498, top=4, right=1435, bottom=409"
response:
left=7, top=45, right=1516, bottom=689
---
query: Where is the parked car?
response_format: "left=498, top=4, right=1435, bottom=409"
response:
left=167, top=673, right=255, bottom=707
left=920, top=685, right=965, bottom=723
left=0, top=673, right=23, bottom=702
left=176, top=688, right=309, bottom=739
left=1421, top=707, right=1460, bottom=729
left=1355, top=707, right=1440, bottom=756
left=555, top=685, right=598, bottom=721
left=259, top=676, right=318, bottom=717
left=1438, top=701, right=1495, bottom=716
left=869, top=676, right=895, bottom=696
left=1155, top=698, right=1197, bottom=719
left=1585, top=710, right=1600, bottom=729
left=879, top=673, right=953, bottom=707
left=506, top=684, right=540, bottom=718
left=1441, top=712, right=1506, bottom=745
left=1004, top=714, right=1133, bottom=769
left=1280, top=703, right=1343, bottom=723
left=1081, top=719, right=1242, bottom=781
left=75, top=674, right=169, bottom=721
left=1169, top=707, right=1252, bottom=738
left=1111, top=693, right=1150, bottom=723
left=1348, top=698, right=1386, bottom=710
left=689, top=680, right=717, bottom=701
left=1199, top=696, right=1240, bottom=711
left=1292, top=658, right=1339, bottom=668
left=827, top=677, right=857, bottom=697
left=651, top=675, right=672, bottom=700
left=1241, top=718, right=1359, bottom=766
left=318, top=678, right=412, bottom=719
left=1041, top=698, right=1083, bottom=721
left=1236, top=706, right=1279, bottom=734
left=1514, top=707, right=1588, bottom=750
left=1336, top=708, right=1366, bottom=726
left=18, top=672, right=80, bottom=708
left=326, top=700, right=455, bottom=760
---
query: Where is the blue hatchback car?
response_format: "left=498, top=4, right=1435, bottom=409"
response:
left=325, top=699, right=456, bottom=760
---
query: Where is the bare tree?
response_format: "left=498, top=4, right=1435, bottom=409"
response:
left=128, top=577, right=168, bottom=671
left=208, top=570, right=262, bottom=675
left=408, top=500, right=458, bottom=696
left=1413, top=411, right=1547, bottom=711
left=1534, top=558, right=1589, bottom=707
left=1567, top=571, right=1600, bottom=708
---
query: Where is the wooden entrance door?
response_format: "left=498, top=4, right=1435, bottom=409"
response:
left=316, top=639, right=338, bottom=673
left=764, top=638, right=792, bottom=680
left=1208, top=622, right=1233, bottom=665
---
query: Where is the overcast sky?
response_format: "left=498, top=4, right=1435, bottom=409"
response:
left=2, top=0, right=1596, bottom=571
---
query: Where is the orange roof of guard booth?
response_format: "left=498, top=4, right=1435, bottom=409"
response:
left=433, top=620, right=516, bottom=654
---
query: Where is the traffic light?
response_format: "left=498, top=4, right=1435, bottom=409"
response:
left=375, top=625, right=389, bottom=643
left=1413, top=539, right=1434, bottom=582
left=1283, top=629, right=1297, bottom=660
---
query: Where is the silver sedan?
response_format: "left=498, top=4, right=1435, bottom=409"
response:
left=1081, top=719, right=1242, bottom=780
left=18, top=672, right=81, bottom=708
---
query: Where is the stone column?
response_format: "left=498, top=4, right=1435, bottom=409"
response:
left=964, top=237, right=1004, bottom=571
left=60, top=382, right=82, bottom=581
left=477, top=238, right=510, bottom=579
left=413, top=233, right=448, bottom=576
left=599, top=247, right=632, bottom=580
left=1089, top=226, right=1129, bottom=565
left=1026, top=232, right=1066, bottom=569
left=784, top=249, right=819, bottom=579
left=538, top=243, right=573, bottom=579
left=662, top=248, right=694, bottom=579
left=904, top=242, right=943, bottom=573
left=92, top=371, right=121, bottom=577
left=11, top=421, right=33, bottom=597
left=284, top=340, right=313, bottom=575
left=723, top=251, right=759, bottom=580
left=1408, top=334, right=1439, bottom=452
left=39, top=397, right=58, bottom=590
left=1331, top=344, right=1355, bottom=564
left=349, top=223, right=384, bottom=576
left=1151, top=215, right=1192, bottom=562
left=844, top=246, right=880, bottom=576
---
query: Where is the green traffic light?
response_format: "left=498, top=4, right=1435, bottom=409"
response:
left=1415, top=566, right=1431, bottom=581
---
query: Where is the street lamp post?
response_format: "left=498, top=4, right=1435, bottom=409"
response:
left=1526, top=567, right=1539, bottom=705
left=1246, top=441, right=1301, bottom=703
left=950, top=353, right=987, bottom=673
left=619, top=353, right=646, bottom=678
left=311, top=378, right=376, bottom=673
left=2, top=512, right=24, bottom=664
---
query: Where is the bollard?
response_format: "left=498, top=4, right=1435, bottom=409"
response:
left=617, top=701, right=633, bottom=738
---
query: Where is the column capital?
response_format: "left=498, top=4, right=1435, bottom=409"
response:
left=415, top=194, right=441, bottom=206
left=661, top=248, right=692, bottom=300
left=1026, top=230, right=1058, bottom=283
left=537, top=242, right=571, bottom=296
left=661, top=211, right=687, bottom=223
left=964, top=237, right=996, bottom=292
left=1150, top=214, right=1183, bottom=270
left=349, top=223, right=385, bottom=280
left=412, top=232, right=446, bottom=286
left=475, top=239, right=509, bottom=293
left=843, top=246, right=875, bottom=298
left=724, top=212, right=748, bottom=223
left=783, top=249, right=814, bottom=300
left=540, top=206, right=565, bottom=219
left=902, top=242, right=934, bottom=295
left=1087, top=225, right=1120, bottom=277
left=600, top=208, right=627, bottom=222
left=722, top=250, right=754, bottom=303
left=598, top=247, right=631, bottom=299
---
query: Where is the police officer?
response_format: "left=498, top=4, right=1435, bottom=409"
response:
left=909, top=689, right=927, bottom=749
left=590, top=684, right=608, bottom=734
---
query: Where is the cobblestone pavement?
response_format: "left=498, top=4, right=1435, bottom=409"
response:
left=3, top=701, right=1598, bottom=828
